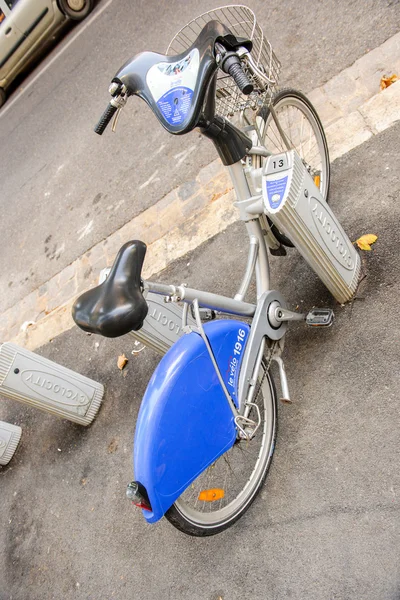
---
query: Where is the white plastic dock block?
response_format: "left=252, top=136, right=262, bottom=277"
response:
left=0, top=343, right=104, bottom=425
left=0, top=421, right=22, bottom=465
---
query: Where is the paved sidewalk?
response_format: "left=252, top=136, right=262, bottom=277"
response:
left=1, top=119, right=399, bottom=600
left=1, top=32, right=400, bottom=350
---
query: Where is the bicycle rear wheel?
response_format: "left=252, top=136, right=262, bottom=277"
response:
left=165, top=363, right=277, bottom=536
left=255, top=88, right=330, bottom=247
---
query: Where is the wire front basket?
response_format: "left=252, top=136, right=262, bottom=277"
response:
left=167, top=5, right=281, bottom=118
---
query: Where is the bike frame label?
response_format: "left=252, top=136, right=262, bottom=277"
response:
left=266, top=176, right=288, bottom=209
left=225, top=326, right=247, bottom=403
left=147, top=49, right=199, bottom=126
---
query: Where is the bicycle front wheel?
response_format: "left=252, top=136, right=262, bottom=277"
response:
left=256, top=88, right=330, bottom=247
left=165, top=363, right=277, bottom=536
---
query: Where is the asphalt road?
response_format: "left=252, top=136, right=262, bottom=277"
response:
left=1, top=0, right=400, bottom=316
left=1, top=121, right=399, bottom=599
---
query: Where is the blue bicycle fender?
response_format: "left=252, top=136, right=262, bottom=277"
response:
left=133, top=319, right=250, bottom=523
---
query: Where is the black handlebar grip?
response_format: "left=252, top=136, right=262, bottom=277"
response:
left=228, top=63, right=254, bottom=95
left=94, top=103, right=118, bottom=135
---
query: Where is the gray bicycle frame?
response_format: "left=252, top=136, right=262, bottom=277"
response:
left=144, top=160, right=286, bottom=417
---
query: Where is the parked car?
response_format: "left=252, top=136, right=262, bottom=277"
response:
left=0, top=0, right=94, bottom=107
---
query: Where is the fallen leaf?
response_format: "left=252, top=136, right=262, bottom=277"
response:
left=358, top=234, right=377, bottom=245
left=355, top=233, right=378, bottom=251
left=117, top=353, right=128, bottom=370
left=211, top=191, right=223, bottom=202
left=211, top=187, right=233, bottom=202
left=108, top=438, right=118, bottom=453
left=380, top=74, right=398, bottom=90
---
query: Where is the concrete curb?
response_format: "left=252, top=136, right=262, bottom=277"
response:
left=2, top=33, right=400, bottom=350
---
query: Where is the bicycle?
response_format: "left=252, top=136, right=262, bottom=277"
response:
left=72, top=5, right=360, bottom=536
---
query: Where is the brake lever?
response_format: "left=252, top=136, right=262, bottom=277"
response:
left=108, top=82, right=128, bottom=133
left=112, top=107, right=122, bottom=132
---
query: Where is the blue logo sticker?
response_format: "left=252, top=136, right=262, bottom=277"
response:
left=156, top=86, right=193, bottom=126
left=266, top=176, right=288, bottom=209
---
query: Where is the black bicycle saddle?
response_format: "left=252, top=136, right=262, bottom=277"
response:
left=72, top=240, right=148, bottom=338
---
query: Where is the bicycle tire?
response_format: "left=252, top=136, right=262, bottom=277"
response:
left=256, top=88, right=331, bottom=247
left=165, top=364, right=277, bottom=536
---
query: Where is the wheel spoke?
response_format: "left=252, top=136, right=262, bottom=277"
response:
left=169, top=365, right=276, bottom=534
left=261, top=94, right=329, bottom=201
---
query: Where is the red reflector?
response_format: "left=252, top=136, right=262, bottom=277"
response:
left=132, top=501, right=152, bottom=512
left=126, top=481, right=152, bottom=512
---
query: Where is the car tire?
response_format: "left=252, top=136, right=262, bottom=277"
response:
left=58, top=0, right=94, bottom=21
left=0, top=88, right=6, bottom=109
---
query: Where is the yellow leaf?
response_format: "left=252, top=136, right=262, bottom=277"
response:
left=117, top=353, right=128, bottom=370
left=380, top=74, right=398, bottom=90
left=359, top=234, right=377, bottom=245
left=211, top=187, right=233, bottom=202
left=355, top=234, right=378, bottom=251
left=357, top=240, right=372, bottom=251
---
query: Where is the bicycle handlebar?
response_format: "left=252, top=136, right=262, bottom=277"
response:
left=227, top=61, right=253, bottom=95
left=94, top=48, right=253, bottom=136
left=220, top=51, right=254, bottom=96
left=94, top=102, right=118, bottom=135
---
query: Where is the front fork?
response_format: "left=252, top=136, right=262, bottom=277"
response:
left=227, top=161, right=272, bottom=297
left=226, top=162, right=293, bottom=425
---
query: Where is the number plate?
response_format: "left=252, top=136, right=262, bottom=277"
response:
left=265, top=152, right=290, bottom=174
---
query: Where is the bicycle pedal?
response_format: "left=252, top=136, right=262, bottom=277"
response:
left=306, top=308, right=334, bottom=327
left=190, top=306, right=216, bottom=321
